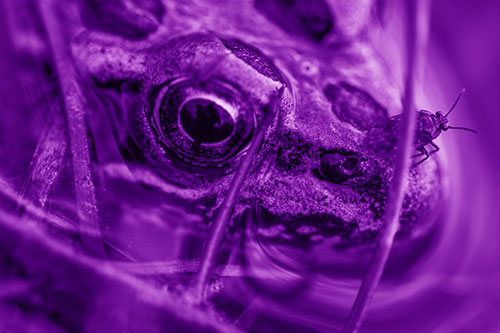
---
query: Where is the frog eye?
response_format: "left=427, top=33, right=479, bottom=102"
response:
left=179, top=99, right=234, bottom=143
left=126, top=34, right=286, bottom=173
left=150, top=77, right=256, bottom=168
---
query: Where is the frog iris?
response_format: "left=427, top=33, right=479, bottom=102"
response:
left=153, top=77, right=256, bottom=167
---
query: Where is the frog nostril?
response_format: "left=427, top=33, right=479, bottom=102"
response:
left=319, top=152, right=357, bottom=184
left=343, top=157, right=358, bottom=171
left=317, top=150, right=366, bottom=184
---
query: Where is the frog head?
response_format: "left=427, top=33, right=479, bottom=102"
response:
left=72, top=0, right=443, bottom=261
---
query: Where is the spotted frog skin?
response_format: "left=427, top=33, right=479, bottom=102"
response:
left=70, top=0, right=443, bottom=259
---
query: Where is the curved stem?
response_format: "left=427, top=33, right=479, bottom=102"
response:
left=191, top=88, right=284, bottom=303
left=39, top=0, right=105, bottom=257
left=342, top=1, right=431, bottom=331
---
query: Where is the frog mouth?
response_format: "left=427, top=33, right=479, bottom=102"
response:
left=252, top=204, right=375, bottom=248
left=249, top=204, right=437, bottom=279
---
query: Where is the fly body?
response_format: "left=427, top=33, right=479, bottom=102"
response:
left=411, top=89, right=477, bottom=165
left=364, top=89, right=477, bottom=166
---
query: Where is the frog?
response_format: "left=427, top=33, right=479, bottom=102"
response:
left=68, top=0, right=443, bottom=263
left=0, top=0, right=447, bottom=331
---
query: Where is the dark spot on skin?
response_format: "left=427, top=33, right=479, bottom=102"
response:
left=82, top=0, right=165, bottom=39
left=363, top=125, right=397, bottom=160
left=362, top=175, right=388, bottom=219
left=275, top=131, right=314, bottom=172
left=254, top=0, right=333, bottom=42
left=323, top=82, right=389, bottom=131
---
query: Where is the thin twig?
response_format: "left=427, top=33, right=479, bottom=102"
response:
left=116, top=260, right=251, bottom=277
left=342, top=0, right=431, bottom=331
left=191, top=87, right=284, bottom=303
left=18, top=107, right=67, bottom=209
left=0, top=207, right=241, bottom=333
left=39, top=0, right=105, bottom=257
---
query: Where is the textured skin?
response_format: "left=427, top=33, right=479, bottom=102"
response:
left=71, top=1, right=443, bottom=251
left=0, top=0, right=447, bottom=331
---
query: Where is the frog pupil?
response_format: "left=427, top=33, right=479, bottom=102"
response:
left=179, top=98, right=234, bottom=143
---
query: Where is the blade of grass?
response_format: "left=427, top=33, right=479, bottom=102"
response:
left=342, top=0, right=431, bottom=331
left=39, top=0, right=105, bottom=257
left=0, top=206, right=241, bottom=333
left=191, top=87, right=284, bottom=303
left=116, top=260, right=250, bottom=277
left=18, top=108, right=67, bottom=209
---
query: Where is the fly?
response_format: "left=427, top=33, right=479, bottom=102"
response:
left=363, top=89, right=477, bottom=166
left=411, top=89, right=477, bottom=165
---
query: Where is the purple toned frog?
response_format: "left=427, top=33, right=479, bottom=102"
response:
left=69, top=0, right=442, bottom=255
left=0, top=0, right=449, bottom=331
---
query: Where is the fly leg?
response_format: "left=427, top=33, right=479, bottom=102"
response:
left=412, top=147, right=426, bottom=158
left=428, top=141, right=440, bottom=156
left=413, top=146, right=429, bottom=166
left=414, top=142, right=440, bottom=166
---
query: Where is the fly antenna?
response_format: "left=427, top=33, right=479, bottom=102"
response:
left=447, top=125, right=478, bottom=134
left=445, top=88, right=466, bottom=117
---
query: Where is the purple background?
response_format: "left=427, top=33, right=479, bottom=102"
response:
left=420, top=0, right=500, bottom=330
left=0, top=0, right=499, bottom=331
